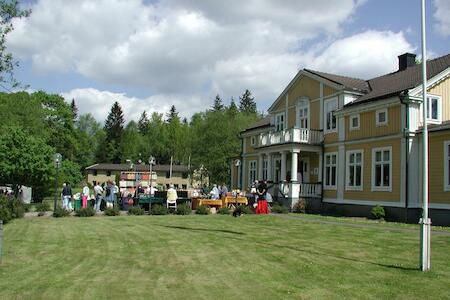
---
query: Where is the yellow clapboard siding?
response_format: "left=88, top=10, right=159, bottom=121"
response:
left=324, top=132, right=338, bottom=143
left=427, top=131, right=450, bottom=204
left=310, top=101, right=320, bottom=130
left=244, top=136, right=257, bottom=154
left=324, top=85, right=337, bottom=97
left=428, top=77, right=450, bottom=122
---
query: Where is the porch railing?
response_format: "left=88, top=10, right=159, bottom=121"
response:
left=299, top=182, right=322, bottom=198
left=258, top=128, right=323, bottom=147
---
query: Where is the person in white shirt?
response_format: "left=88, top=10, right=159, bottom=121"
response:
left=210, top=184, right=220, bottom=200
left=82, top=183, right=90, bottom=208
left=93, top=182, right=103, bottom=212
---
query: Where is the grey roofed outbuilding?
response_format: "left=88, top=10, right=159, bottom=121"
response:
left=85, top=163, right=189, bottom=172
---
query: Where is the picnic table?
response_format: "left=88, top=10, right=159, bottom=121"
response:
left=192, top=198, right=223, bottom=210
left=222, top=196, right=248, bottom=208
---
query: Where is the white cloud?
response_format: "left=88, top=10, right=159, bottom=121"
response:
left=61, top=88, right=206, bottom=123
left=434, top=0, right=450, bottom=36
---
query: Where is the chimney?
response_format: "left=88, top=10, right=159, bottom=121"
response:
left=398, top=53, right=416, bottom=71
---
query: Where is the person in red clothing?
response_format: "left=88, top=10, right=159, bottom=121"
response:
left=256, top=180, right=269, bottom=214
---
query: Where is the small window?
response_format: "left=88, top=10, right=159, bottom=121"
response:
left=93, top=170, right=98, bottom=176
left=346, top=150, right=363, bottom=191
left=248, top=160, right=257, bottom=186
left=166, top=184, right=170, bottom=189
left=174, top=184, right=179, bottom=189
left=372, top=147, right=392, bottom=191
left=426, top=96, right=441, bottom=123
left=324, top=153, right=337, bottom=189
left=275, top=113, right=285, bottom=131
left=182, top=172, right=188, bottom=179
left=251, top=136, right=256, bottom=146
left=349, top=114, right=360, bottom=130
left=376, top=109, right=388, bottom=126
left=445, top=141, right=450, bottom=192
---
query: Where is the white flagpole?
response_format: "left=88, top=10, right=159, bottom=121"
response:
left=420, top=0, right=431, bottom=272
left=170, top=156, right=173, bottom=179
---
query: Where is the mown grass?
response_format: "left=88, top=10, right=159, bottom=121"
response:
left=0, top=215, right=449, bottom=299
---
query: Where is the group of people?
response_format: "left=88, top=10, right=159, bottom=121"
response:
left=60, top=181, right=119, bottom=212
left=208, top=183, right=228, bottom=200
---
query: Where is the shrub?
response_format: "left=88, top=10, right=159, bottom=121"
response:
left=104, top=206, right=121, bottom=216
left=0, top=196, right=12, bottom=223
left=75, top=207, right=96, bottom=217
left=53, top=206, right=71, bottom=218
left=0, top=195, right=25, bottom=223
left=218, top=207, right=231, bottom=215
left=35, top=202, right=50, bottom=213
left=151, top=204, right=168, bottom=215
left=271, top=204, right=289, bottom=214
left=371, top=205, right=385, bottom=220
left=176, top=203, right=191, bottom=215
left=236, top=205, right=255, bottom=215
left=128, top=206, right=145, bottom=216
left=23, top=203, right=31, bottom=213
left=195, top=205, right=210, bottom=215
left=9, top=197, right=25, bottom=219
left=293, top=199, right=309, bottom=214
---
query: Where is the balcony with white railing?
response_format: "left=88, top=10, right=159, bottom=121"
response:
left=258, top=128, right=323, bottom=147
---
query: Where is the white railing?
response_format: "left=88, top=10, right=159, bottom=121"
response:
left=299, top=183, right=322, bottom=198
left=258, top=128, right=323, bottom=147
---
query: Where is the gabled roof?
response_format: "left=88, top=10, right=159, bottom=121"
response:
left=85, top=163, right=189, bottom=172
left=349, top=53, right=450, bottom=106
left=241, top=116, right=271, bottom=133
left=304, top=69, right=370, bottom=93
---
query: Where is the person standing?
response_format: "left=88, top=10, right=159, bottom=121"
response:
left=105, top=181, right=114, bottom=209
left=256, top=180, right=269, bottom=214
left=82, top=183, right=90, bottom=208
left=220, top=183, right=228, bottom=198
left=61, top=182, right=73, bottom=211
left=210, top=184, right=220, bottom=200
left=166, top=184, right=178, bottom=208
left=93, top=182, right=103, bottom=212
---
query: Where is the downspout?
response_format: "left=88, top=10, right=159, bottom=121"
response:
left=399, top=91, right=409, bottom=223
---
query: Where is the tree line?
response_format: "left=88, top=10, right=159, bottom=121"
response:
left=0, top=89, right=260, bottom=199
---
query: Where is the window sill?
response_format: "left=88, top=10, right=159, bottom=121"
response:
left=323, top=186, right=337, bottom=191
left=345, top=186, right=363, bottom=191
left=371, top=186, right=392, bottom=192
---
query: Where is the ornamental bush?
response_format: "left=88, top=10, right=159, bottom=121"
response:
left=195, top=205, right=210, bottom=215
left=217, top=207, right=231, bottom=215
left=104, top=206, right=121, bottom=216
left=75, top=207, right=96, bottom=217
left=271, top=204, right=289, bottom=214
left=35, top=202, right=50, bottom=213
left=175, top=203, right=191, bottom=215
left=371, top=205, right=385, bottom=220
left=151, top=204, right=168, bottom=215
left=128, top=206, right=145, bottom=216
left=53, top=206, right=71, bottom=218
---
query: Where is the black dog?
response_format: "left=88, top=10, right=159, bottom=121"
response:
left=233, top=206, right=243, bottom=217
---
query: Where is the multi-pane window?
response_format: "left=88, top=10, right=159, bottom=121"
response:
left=298, top=100, right=308, bottom=129
left=324, top=153, right=337, bottom=189
left=445, top=141, right=450, bottom=191
left=263, top=159, right=268, bottom=180
left=346, top=150, right=363, bottom=190
left=249, top=160, right=257, bottom=186
left=372, top=147, right=392, bottom=191
left=376, top=109, right=388, bottom=126
left=350, top=114, right=360, bottom=130
left=275, top=113, right=285, bottom=131
left=325, top=98, right=337, bottom=132
left=426, top=96, right=441, bottom=123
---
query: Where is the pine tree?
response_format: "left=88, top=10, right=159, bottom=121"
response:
left=166, top=105, right=179, bottom=123
left=228, top=97, right=238, bottom=116
left=138, top=110, right=149, bottom=135
left=104, top=101, right=124, bottom=163
left=239, top=89, right=257, bottom=115
left=70, top=99, right=78, bottom=122
left=212, top=94, right=224, bottom=111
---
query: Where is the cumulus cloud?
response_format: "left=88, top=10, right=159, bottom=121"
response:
left=434, top=0, right=450, bottom=37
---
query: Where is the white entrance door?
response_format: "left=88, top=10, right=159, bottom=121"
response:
left=298, top=158, right=310, bottom=183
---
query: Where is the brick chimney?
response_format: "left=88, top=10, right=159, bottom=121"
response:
left=398, top=53, right=416, bottom=71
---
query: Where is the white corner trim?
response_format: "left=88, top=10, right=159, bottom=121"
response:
left=445, top=141, right=450, bottom=192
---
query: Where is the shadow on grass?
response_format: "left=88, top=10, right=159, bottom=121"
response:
left=154, top=224, right=245, bottom=235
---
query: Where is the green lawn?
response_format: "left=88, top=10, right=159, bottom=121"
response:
left=1, top=215, right=449, bottom=300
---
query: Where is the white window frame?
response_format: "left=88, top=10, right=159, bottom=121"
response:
left=324, top=152, right=338, bottom=190
left=324, top=98, right=338, bottom=134
left=445, top=141, right=450, bottom=192
left=248, top=160, right=257, bottom=187
left=346, top=150, right=364, bottom=191
left=423, top=95, right=442, bottom=124
left=375, top=108, right=388, bottom=126
left=296, top=98, right=309, bottom=130
left=349, top=114, right=360, bottom=131
left=275, top=112, right=285, bottom=132
left=371, top=146, right=392, bottom=192
left=251, top=136, right=256, bottom=146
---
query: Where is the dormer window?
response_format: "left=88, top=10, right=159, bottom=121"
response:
left=275, top=112, right=285, bottom=131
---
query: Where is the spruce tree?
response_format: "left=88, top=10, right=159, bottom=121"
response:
left=212, top=94, right=224, bottom=111
left=228, top=97, right=238, bottom=116
left=239, top=89, right=257, bottom=115
left=104, top=101, right=124, bottom=163
left=138, top=110, right=149, bottom=135
left=70, top=99, right=78, bottom=122
left=166, top=105, right=179, bottom=123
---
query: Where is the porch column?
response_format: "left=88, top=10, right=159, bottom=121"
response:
left=280, top=151, right=287, bottom=181
left=266, top=153, right=272, bottom=181
left=258, top=154, right=264, bottom=181
left=291, top=150, right=299, bottom=182
left=318, top=150, right=323, bottom=183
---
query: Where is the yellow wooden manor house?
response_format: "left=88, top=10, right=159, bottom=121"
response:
left=231, top=52, right=450, bottom=225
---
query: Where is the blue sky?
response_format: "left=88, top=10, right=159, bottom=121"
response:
left=7, top=0, right=450, bottom=122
